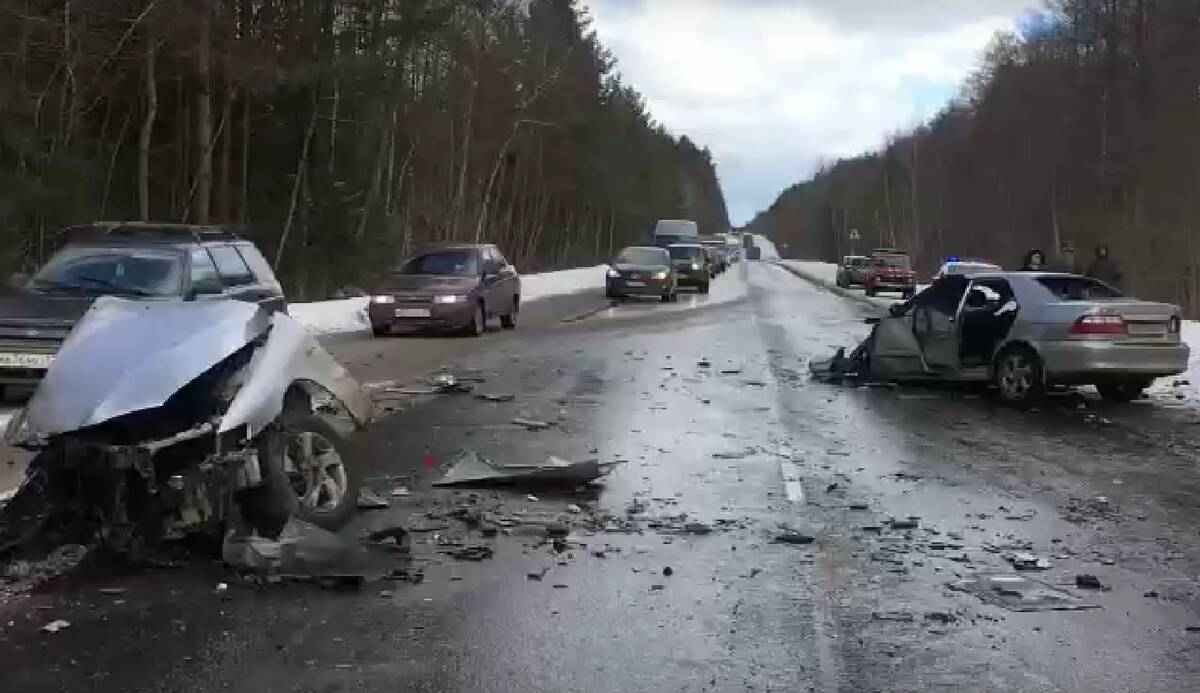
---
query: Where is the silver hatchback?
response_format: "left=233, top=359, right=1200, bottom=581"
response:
left=867, top=272, right=1188, bottom=403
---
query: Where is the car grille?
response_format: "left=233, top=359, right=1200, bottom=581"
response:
left=391, top=293, right=432, bottom=305
left=0, top=322, right=72, bottom=351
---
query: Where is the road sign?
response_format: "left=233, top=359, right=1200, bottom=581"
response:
left=848, top=228, right=860, bottom=241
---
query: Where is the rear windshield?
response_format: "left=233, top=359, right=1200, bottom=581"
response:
left=31, top=245, right=184, bottom=297
left=616, top=247, right=668, bottom=265
left=1038, top=276, right=1124, bottom=299
left=669, top=246, right=703, bottom=260
left=873, top=255, right=910, bottom=268
left=397, top=250, right=480, bottom=276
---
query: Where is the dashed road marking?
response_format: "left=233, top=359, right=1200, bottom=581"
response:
left=780, top=460, right=804, bottom=503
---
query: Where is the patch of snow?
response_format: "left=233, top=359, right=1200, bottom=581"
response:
left=519, top=265, right=606, bottom=303
left=1149, top=320, right=1200, bottom=403
left=287, top=265, right=608, bottom=336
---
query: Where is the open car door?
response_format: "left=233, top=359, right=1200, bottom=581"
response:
left=910, top=276, right=969, bottom=372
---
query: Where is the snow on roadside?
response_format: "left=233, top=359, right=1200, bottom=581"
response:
left=751, top=235, right=781, bottom=260
left=287, top=265, right=608, bottom=336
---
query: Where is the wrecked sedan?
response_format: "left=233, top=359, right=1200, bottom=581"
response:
left=2, top=297, right=372, bottom=556
left=814, top=272, right=1188, bottom=403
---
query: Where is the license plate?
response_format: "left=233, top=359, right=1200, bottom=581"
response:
left=626, top=281, right=646, bottom=287
left=395, top=308, right=431, bottom=318
left=0, top=352, right=54, bottom=369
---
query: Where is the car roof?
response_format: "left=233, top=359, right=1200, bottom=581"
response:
left=64, top=221, right=243, bottom=247
left=413, top=243, right=487, bottom=253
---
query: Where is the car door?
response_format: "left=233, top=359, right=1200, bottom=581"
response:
left=912, top=275, right=970, bottom=371
left=234, top=243, right=288, bottom=313
left=207, top=244, right=278, bottom=311
left=477, top=247, right=503, bottom=316
left=489, top=246, right=518, bottom=312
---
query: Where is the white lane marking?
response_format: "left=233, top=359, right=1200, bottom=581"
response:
left=780, top=460, right=804, bottom=503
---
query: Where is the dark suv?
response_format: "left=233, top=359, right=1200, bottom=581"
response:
left=0, top=222, right=285, bottom=393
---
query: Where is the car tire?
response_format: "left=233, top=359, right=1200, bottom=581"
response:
left=248, top=412, right=361, bottom=536
left=371, top=324, right=388, bottom=338
left=660, top=292, right=671, bottom=303
left=500, top=297, right=519, bottom=329
left=993, top=345, right=1046, bottom=405
left=865, top=286, right=876, bottom=297
left=464, top=301, right=485, bottom=337
left=1096, top=378, right=1149, bottom=403
left=699, top=282, right=710, bottom=295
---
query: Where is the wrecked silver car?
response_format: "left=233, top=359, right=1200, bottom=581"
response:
left=2, top=297, right=372, bottom=556
left=813, top=272, right=1188, bottom=404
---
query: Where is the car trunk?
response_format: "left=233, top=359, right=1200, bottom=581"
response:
left=1055, top=300, right=1181, bottom=344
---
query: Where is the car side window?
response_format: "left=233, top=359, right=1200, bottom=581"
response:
left=189, top=248, right=224, bottom=294
left=914, top=276, right=969, bottom=316
left=235, top=243, right=283, bottom=294
left=491, top=247, right=510, bottom=269
left=208, top=245, right=255, bottom=287
left=972, top=278, right=1017, bottom=315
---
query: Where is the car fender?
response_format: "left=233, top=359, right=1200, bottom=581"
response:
left=219, top=311, right=373, bottom=437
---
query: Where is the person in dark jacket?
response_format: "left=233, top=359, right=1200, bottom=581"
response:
left=1020, top=249, right=1046, bottom=271
left=1086, top=245, right=1123, bottom=288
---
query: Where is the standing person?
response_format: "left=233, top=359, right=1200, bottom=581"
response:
left=1052, top=241, right=1080, bottom=274
left=1019, top=249, right=1046, bottom=271
left=1086, top=244, right=1123, bottom=289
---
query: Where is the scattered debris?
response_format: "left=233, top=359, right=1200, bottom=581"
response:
left=1075, top=574, right=1106, bottom=590
left=476, top=393, right=516, bottom=403
left=719, top=369, right=742, bottom=375
left=825, top=483, right=840, bottom=493
left=683, top=522, right=713, bottom=535
left=650, top=584, right=665, bottom=591
left=848, top=503, right=869, bottom=511
left=1186, top=626, right=1200, bottom=633
left=544, top=524, right=570, bottom=538
left=357, top=488, right=391, bottom=509
left=527, top=568, right=548, bottom=581
left=365, top=526, right=411, bottom=552
left=552, top=583, right=569, bottom=589
left=566, top=504, right=583, bottom=514
left=925, top=611, right=957, bottom=625
left=433, top=449, right=618, bottom=489
left=512, top=418, right=553, bottom=431
left=663, top=566, right=674, bottom=577
left=40, top=619, right=71, bottom=634
left=697, top=360, right=712, bottom=368
left=872, top=611, right=914, bottom=622
left=526, top=494, right=540, bottom=502
left=98, top=587, right=127, bottom=596
left=1008, top=553, right=1051, bottom=571
left=444, top=545, right=494, bottom=561
left=949, top=574, right=1100, bottom=612
left=215, top=582, right=229, bottom=593
left=773, top=532, right=815, bottom=545
left=432, top=374, right=473, bottom=394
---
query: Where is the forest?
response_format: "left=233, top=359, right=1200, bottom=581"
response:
left=0, top=0, right=730, bottom=299
left=746, top=0, right=1200, bottom=313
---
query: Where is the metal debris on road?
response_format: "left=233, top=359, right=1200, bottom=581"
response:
left=433, top=449, right=619, bottom=489
left=650, top=584, right=665, bottom=591
left=476, top=393, right=516, bottom=403
left=949, top=574, right=1100, bottom=612
left=1075, top=574, right=1106, bottom=590
left=432, top=374, right=473, bottom=394
left=872, top=611, right=914, bottom=622
left=683, top=522, right=713, bottom=535
left=40, top=619, right=71, bottom=633
left=925, top=611, right=957, bottom=624
left=565, top=504, right=583, bottom=514
left=526, top=494, right=540, bottom=502
left=444, top=545, right=494, bottom=561
left=357, top=488, right=391, bottom=509
left=773, top=532, right=815, bottom=545
left=512, top=417, right=553, bottom=431
left=1008, top=553, right=1051, bottom=571
left=663, top=566, right=674, bottom=576
left=527, top=568, right=548, bottom=581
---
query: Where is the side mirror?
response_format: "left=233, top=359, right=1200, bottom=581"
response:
left=7, top=272, right=29, bottom=289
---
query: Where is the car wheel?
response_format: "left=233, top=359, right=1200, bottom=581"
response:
left=699, top=282, right=710, bottom=295
left=371, top=323, right=388, bottom=338
left=500, top=297, right=519, bottom=329
left=1096, top=378, right=1149, bottom=403
left=464, top=301, right=485, bottom=337
left=993, top=346, right=1045, bottom=405
left=660, top=292, right=671, bottom=303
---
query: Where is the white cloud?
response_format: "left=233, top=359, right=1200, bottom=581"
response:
left=586, top=0, right=1038, bottom=224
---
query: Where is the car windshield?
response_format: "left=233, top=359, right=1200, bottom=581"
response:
left=616, top=248, right=667, bottom=265
left=397, top=250, right=480, bottom=276
left=30, top=246, right=183, bottom=297
left=874, top=256, right=910, bottom=268
left=669, top=246, right=703, bottom=260
left=1038, top=276, right=1125, bottom=300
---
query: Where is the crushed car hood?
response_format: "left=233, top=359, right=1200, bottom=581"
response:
left=16, top=297, right=271, bottom=438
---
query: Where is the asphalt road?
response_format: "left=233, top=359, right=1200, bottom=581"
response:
left=2, top=261, right=1200, bottom=692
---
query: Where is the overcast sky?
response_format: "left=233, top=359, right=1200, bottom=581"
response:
left=586, top=0, right=1040, bottom=225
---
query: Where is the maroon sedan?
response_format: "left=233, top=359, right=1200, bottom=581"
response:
left=368, top=244, right=520, bottom=337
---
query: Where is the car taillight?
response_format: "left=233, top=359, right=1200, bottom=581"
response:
left=1070, top=315, right=1126, bottom=335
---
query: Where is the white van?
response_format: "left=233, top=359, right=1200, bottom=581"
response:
left=653, top=219, right=699, bottom=247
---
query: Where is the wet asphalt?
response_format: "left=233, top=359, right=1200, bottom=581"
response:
left=2, top=261, right=1200, bottom=692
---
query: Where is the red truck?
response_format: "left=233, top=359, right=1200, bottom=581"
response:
left=864, top=249, right=915, bottom=298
